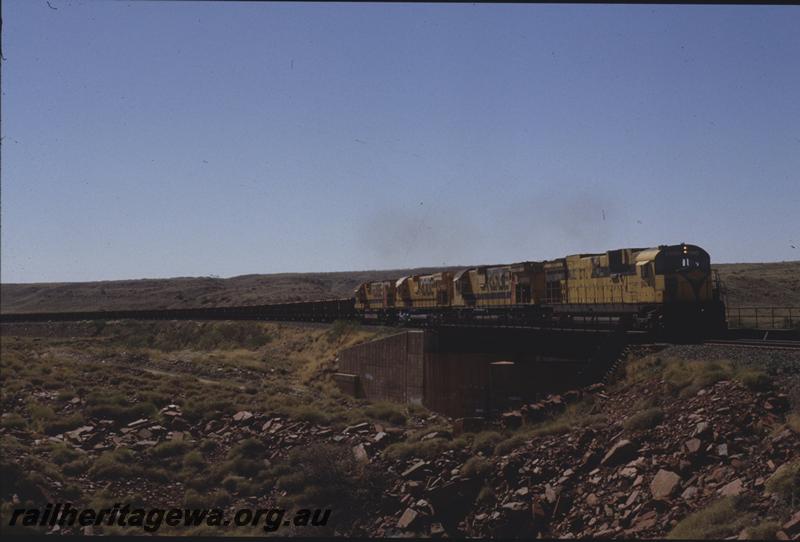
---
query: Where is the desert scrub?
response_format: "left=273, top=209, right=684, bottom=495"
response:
left=88, top=448, right=139, bottom=480
left=623, top=408, right=665, bottom=431
left=271, top=443, right=385, bottom=529
left=289, top=404, right=332, bottom=425
left=43, top=413, right=86, bottom=436
left=743, top=521, right=780, bottom=540
left=149, top=440, right=191, bottom=459
left=182, top=450, right=206, bottom=471
left=382, top=438, right=451, bottom=461
left=477, top=485, right=496, bottom=504
left=737, top=369, right=772, bottom=392
left=471, top=431, right=504, bottom=455
left=327, top=320, right=359, bottom=343
left=28, top=403, right=57, bottom=422
left=48, top=443, right=83, bottom=465
left=0, top=413, right=27, bottom=431
left=62, top=458, right=91, bottom=476
left=183, top=488, right=231, bottom=509
left=667, top=496, right=753, bottom=539
left=183, top=398, right=235, bottom=424
left=765, top=460, right=800, bottom=506
left=788, top=412, right=800, bottom=434
left=85, top=392, right=156, bottom=424
left=208, top=438, right=271, bottom=490
left=461, top=456, right=492, bottom=479
left=494, top=433, right=529, bottom=456
left=661, top=360, right=734, bottom=397
left=363, top=401, right=407, bottom=426
left=112, top=321, right=272, bottom=351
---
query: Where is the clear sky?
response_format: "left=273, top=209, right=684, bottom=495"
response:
left=1, top=2, right=798, bottom=283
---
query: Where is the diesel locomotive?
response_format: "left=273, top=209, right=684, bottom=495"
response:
left=354, top=243, right=727, bottom=336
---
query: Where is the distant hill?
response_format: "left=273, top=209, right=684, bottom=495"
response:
left=714, top=261, right=800, bottom=307
left=1, top=262, right=798, bottom=313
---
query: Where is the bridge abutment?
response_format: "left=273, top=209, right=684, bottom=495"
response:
left=335, top=327, right=624, bottom=417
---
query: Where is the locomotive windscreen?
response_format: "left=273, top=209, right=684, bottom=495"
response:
left=655, top=246, right=710, bottom=273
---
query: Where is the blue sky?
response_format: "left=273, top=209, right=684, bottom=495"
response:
left=2, top=2, right=798, bottom=283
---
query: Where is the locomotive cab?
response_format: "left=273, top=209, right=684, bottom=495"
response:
left=651, top=244, right=726, bottom=337
left=655, top=244, right=712, bottom=303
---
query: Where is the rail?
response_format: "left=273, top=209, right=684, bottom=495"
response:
left=725, top=306, right=799, bottom=330
left=704, top=338, right=800, bottom=350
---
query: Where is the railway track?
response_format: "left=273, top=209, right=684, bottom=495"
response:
left=703, top=338, right=800, bottom=350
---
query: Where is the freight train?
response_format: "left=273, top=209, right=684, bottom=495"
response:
left=354, top=243, right=727, bottom=337
left=0, top=243, right=727, bottom=338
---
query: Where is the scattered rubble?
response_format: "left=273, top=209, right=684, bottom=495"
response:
left=2, top=340, right=799, bottom=538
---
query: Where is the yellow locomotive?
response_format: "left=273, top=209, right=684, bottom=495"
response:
left=354, top=244, right=726, bottom=336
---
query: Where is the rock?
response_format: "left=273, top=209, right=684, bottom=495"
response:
left=352, top=444, right=368, bottom=463
left=545, top=484, right=558, bottom=504
left=625, top=490, right=640, bottom=508
left=402, top=461, right=428, bottom=480
left=65, top=426, right=94, bottom=442
left=397, top=508, right=418, bottom=530
left=159, top=404, right=181, bottom=417
left=205, top=420, right=222, bottom=433
left=586, top=493, right=599, bottom=507
left=717, top=443, right=729, bottom=457
left=601, top=440, right=638, bottom=467
left=719, top=478, right=744, bottom=497
left=430, top=522, right=445, bottom=536
left=232, top=411, right=253, bottom=422
left=553, top=491, right=573, bottom=519
left=579, top=449, right=602, bottom=471
left=782, top=511, right=800, bottom=535
left=404, top=480, right=423, bottom=497
left=764, top=395, right=790, bottom=413
left=628, top=510, right=658, bottom=533
left=127, top=418, right=149, bottom=429
left=693, top=421, right=711, bottom=437
left=523, top=403, right=547, bottom=423
left=650, top=469, right=681, bottom=500
left=344, top=422, right=370, bottom=433
left=169, top=417, right=190, bottom=431
left=531, top=499, right=549, bottom=530
left=685, top=438, right=703, bottom=454
left=681, top=486, right=698, bottom=500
